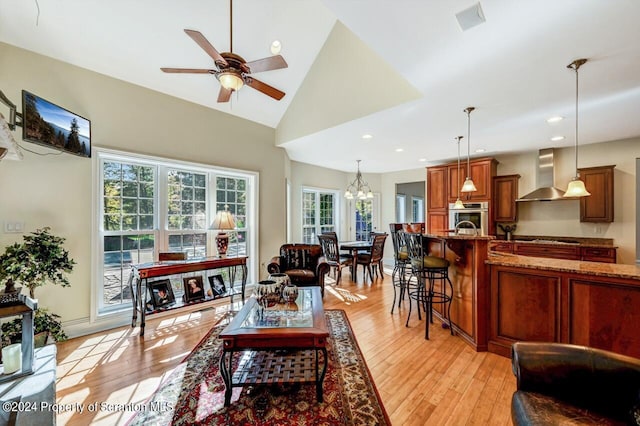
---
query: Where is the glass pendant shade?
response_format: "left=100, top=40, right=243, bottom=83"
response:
left=461, top=177, right=477, bottom=193
left=345, top=190, right=354, bottom=199
left=218, top=71, right=244, bottom=91
left=452, top=198, right=465, bottom=209
left=453, top=136, right=466, bottom=208
left=565, top=178, right=591, bottom=197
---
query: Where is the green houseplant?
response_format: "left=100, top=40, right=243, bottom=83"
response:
left=0, top=227, right=75, bottom=346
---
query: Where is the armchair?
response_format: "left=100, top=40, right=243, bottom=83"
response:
left=511, top=342, right=640, bottom=425
left=267, top=244, right=331, bottom=297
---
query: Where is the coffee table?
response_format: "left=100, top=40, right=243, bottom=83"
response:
left=218, top=286, right=329, bottom=407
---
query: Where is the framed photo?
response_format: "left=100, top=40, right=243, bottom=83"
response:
left=208, top=274, right=227, bottom=297
left=149, top=279, right=175, bottom=308
left=183, top=275, right=205, bottom=302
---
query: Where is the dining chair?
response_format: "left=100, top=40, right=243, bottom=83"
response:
left=355, top=233, right=387, bottom=282
left=317, top=233, right=353, bottom=284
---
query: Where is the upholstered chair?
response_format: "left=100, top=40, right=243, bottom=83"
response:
left=511, top=341, right=640, bottom=425
left=267, top=244, right=330, bottom=297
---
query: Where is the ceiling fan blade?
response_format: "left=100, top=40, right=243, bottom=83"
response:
left=161, top=68, right=213, bottom=74
left=245, top=77, right=285, bottom=100
left=184, top=29, right=228, bottom=68
left=217, top=87, right=232, bottom=103
left=245, top=55, right=288, bottom=74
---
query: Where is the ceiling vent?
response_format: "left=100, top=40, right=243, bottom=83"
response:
left=456, top=3, right=486, bottom=31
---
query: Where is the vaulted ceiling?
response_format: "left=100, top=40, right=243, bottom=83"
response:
left=2, top=0, right=640, bottom=172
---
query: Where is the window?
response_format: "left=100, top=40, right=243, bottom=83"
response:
left=301, top=188, right=338, bottom=244
left=396, top=194, right=406, bottom=222
left=355, top=199, right=373, bottom=241
left=96, top=149, right=256, bottom=315
left=412, top=196, right=424, bottom=222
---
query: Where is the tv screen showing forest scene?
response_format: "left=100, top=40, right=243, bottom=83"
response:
left=22, top=90, right=91, bottom=158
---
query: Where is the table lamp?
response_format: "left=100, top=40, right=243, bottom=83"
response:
left=210, top=206, right=236, bottom=257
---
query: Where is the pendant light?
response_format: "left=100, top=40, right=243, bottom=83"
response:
left=460, top=107, right=477, bottom=193
left=564, top=58, right=591, bottom=198
left=452, top=136, right=465, bottom=209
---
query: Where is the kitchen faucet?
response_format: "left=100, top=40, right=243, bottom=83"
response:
left=455, top=220, right=478, bottom=236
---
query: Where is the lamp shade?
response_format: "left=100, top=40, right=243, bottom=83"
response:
left=211, top=210, right=236, bottom=230
left=564, top=178, right=591, bottom=197
left=460, top=177, right=477, bottom=193
left=218, top=72, right=244, bottom=91
left=452, top=198, right=465, bottom=209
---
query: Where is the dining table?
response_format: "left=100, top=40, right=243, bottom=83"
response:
left=339, top=240, right=373, bottom=282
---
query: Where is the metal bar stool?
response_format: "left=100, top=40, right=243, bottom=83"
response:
left=389, top=224, right=410, bottom=314
left=403, top=232, right=454, bottom=339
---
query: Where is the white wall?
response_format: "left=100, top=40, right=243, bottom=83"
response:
left=0, top=42, right=287, bottom=329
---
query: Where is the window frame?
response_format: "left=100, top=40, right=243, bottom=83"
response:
left=300, top=186, right=340, bottom=244
left=92, top=147, right=258, bottom=319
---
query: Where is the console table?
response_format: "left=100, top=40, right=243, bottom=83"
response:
left=129, top=256, right=248, bottom=336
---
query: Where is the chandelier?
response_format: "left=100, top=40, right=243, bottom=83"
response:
left=344, top=160, right=373, bottom=200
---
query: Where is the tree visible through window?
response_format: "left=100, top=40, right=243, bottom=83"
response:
left=302, top=189, right=337, bottom=244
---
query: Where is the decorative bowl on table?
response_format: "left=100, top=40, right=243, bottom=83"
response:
left=267, top=272, right=291, bottom=294
left=254, top=280, right=280, bottom=307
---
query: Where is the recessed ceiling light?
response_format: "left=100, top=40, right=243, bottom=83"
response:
left=475, top=148, right=486, bottom=153
left=550, top=136, right=565, bottom=141
left=361, top=134, right=373, bottom=140
left=419, top=158, right=426, bottom=162
left=270, top=40, right=282, bottom=55
left=395, top=148, right=404, bottom=152
left=546, top=116, right=564, bottom=123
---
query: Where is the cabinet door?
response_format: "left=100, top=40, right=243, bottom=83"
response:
left=514, top=243, right=580, bottom=260
left=493, top=174, right=520, bottom=222
left=580, top=165, right=614, bottom=223
left=467, top=161, right=491, bottom=200
left=427, top=211, right=448, bottom=233
left=489, top=241, right=514, bottom=253
left=448, top=165, right=463, bottom=203
left=427, top=166, right=448, bottom=210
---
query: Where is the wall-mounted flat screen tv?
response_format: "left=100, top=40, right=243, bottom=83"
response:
left=22, top=90, right=91, bottom=158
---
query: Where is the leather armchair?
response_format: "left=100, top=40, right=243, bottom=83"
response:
left=267, top=244, right=330, bottom=297
left=511, top=342, right=640, bottom=425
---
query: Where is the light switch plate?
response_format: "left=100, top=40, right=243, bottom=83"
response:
left=4, top=221, right=25, bottom=233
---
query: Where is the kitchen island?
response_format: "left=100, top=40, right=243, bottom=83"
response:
left=422, top=232, right=494, bottom=351
left=487, top=252, right=640, bottom=358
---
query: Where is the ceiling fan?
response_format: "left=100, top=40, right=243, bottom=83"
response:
left=161, top=0, right=288, bottom=103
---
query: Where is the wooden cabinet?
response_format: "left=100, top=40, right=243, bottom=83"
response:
left=489, top=263, right=640, bottom=359
left=493, top=174, right=520, bottom=223
left=488, top=241, right=514, bottom=254
left=513, top=243, right=580, bottom=260
left=447, top=158, right=497, bottom=202
left=488, top=241, right=617, bottom=263
left=579, top=165, right=614, bottom=223
left=580, top=246, right=616, bottom=263
left=427, top=166, right=448, bottom=232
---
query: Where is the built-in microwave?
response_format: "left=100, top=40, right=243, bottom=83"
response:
left=448, top=202, right=489, bottom=235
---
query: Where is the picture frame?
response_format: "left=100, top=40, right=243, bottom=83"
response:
left=208, top=274, right=227, bottom=297
left=149, top=279, right=175, bottom=308
left=183, top=275, right=205, bottom=302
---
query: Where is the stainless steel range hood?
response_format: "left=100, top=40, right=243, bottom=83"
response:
left=516, top=148, right=569, bottom=202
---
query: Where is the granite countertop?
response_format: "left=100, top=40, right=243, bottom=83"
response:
left=492, top=235, right=617, bottom=248
left=425, top=232, right=495, bottom=241
left=487, top=252, right=640, bottom=281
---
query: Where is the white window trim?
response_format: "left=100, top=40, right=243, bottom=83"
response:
left=92, top=147, right=259, bottom=321
left=300, top=186, right=341, bottom=243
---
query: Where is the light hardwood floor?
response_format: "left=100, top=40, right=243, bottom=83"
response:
left=55, top=267, right=516, bottom=425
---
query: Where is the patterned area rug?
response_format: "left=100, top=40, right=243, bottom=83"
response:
left=128, top=309, right=389, bottom=425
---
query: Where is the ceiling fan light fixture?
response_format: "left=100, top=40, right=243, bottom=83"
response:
left=218, top=71, right=244, bottom=91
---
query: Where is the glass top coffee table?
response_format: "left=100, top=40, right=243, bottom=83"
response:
left=218, top=286, right=328, bottom=407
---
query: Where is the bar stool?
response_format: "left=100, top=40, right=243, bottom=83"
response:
left=403, top=232, right=454, bottom=340
left=389, top=224, right=410, bottom=314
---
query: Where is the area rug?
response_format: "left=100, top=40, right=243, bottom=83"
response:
left=128, top=309, right=390, bottom=425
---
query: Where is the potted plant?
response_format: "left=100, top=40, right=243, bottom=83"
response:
left=0, top=227, right=75, bottom=347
